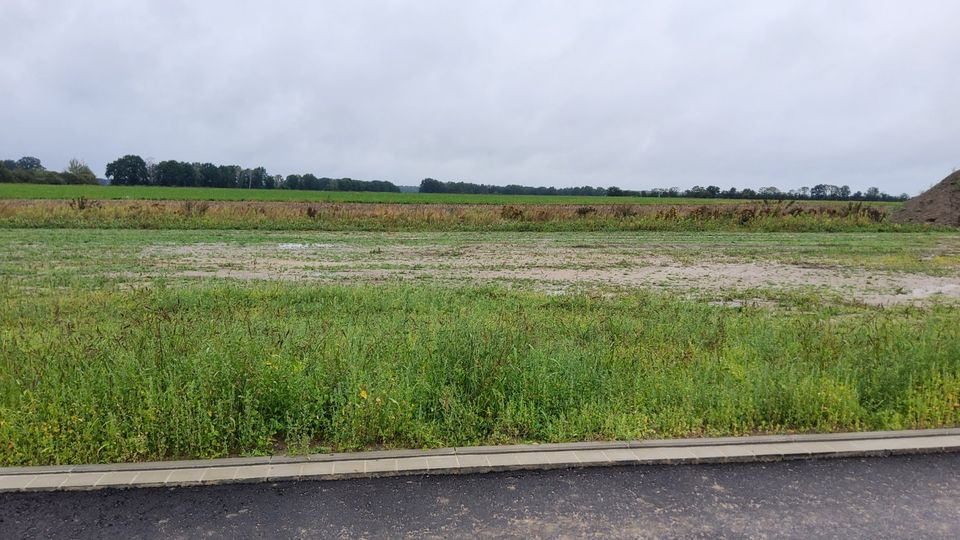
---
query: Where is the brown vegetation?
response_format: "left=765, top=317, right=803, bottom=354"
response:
left=0, top=198, right=897, bottom=232
left=893, top=170, right=960, bottom=227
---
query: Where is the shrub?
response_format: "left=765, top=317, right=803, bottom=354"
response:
left=500, top=205, right=524, bottom=219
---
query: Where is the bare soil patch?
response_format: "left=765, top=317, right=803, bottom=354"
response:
left=893, top=170, right=960, bottom=226
left=139, top=240, right=960, bottom=306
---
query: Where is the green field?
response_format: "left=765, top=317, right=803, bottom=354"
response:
left=0, top=182, right=900, bottom=206
left=1, top=228, right=958, bottom=466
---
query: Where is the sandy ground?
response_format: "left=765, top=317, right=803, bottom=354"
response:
left=136, top=240, right=960, bottom=306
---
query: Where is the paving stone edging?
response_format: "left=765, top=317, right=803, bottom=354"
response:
left=2, top=428, right=959, bottom=492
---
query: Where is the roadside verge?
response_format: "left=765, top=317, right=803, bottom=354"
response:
left=3, top=428, right=958, bottom=492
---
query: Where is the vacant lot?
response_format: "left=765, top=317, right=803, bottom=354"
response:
left=1, top=229, right=958, bottom=466
left=5, top=229, right=958, bottom=305
left=138, top=233, right=960, bottom=306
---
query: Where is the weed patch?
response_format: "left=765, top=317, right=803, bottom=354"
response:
left=1, top=284, right=958, bottom=465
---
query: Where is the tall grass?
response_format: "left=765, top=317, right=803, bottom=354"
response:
left=0, top=199, right=920, bottom=232
left=1, top=284, right=958, bottom=466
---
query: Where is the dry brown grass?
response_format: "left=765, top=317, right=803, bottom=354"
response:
left=0, top=198, right=902, bottom=232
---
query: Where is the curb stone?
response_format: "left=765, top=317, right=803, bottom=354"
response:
left=2, top=428, right=959, bottom=492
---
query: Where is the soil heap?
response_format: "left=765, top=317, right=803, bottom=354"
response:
left=893, top=170, right=960, bottom=226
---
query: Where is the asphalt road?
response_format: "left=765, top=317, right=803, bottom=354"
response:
left=2, top=453, right=959, bottom=539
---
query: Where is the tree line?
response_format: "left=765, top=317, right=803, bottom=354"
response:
left=0, top=156, right=98, bottom=185
left=2, top=154, right=911, bottom=201
left=420, top=178, right=909, bottom=202
left=419, top=177, right=607, bottom=197
left=105, top=155, right=400, bottom=192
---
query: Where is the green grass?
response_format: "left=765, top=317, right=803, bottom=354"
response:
left=0, top=182, right=902, bottom=206
left=1, top=228, right=959, bottom=466
left=1, top=283, right=958, bottom=466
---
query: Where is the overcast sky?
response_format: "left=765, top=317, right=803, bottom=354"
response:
left=2, top=1, right=958, bottom=194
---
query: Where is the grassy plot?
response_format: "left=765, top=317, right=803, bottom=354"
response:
left=0, top=182, right=903, bottom=206
left=0, top=182, right=744, bottom=205
left=1, top=283, right=959, bottom=466
left=1, top=228, right=957, bottom=466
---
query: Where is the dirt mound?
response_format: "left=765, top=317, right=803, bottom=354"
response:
left=893, top=170, right=960, bottom=226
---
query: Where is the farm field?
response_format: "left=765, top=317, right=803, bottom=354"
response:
left=1, top=228, right=959, bottom=466
left=0, top=182, right=901, bottom=207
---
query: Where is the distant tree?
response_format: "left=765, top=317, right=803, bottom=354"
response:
left=838, top=185, right=851, bottom=199
left=154, top=160, right=186, bottom=186
left=237, top=166, right=270, bottom=189
left=301, top=174, right=322, bottom=190
left=66, top=158, right=97, bottom=183
left=58, top=172, right=81, bottom=184
left=284, top=174, right=302, bottom=190
left=366, top=180, right=399, bottom=192
left=250, top=167, right=269, bottom=189
left=16, top=156, right=43, bottom=171
left=819, top=184, right=840, bottom=199
left=705, top=185, right=721, bottom=198
left=195, top=162, right=220, bottom=187
left=0, top=164, right=12, bottom=183
left=105, top=155, right=149, bottom=185
left=177, top=161, right=198, bottom=186
left=419, top=178, right=445, bottom=193
left=865, top=187, right=881, bottom=200
left=217, top=165, right=240, bottom=188
left=607, top=186, right=623, bottom=197
left=758, top=186, right=782, bottom=198
left=237, top=169, right=251, bottom=189
left=144, top=158, right=158, bottom=185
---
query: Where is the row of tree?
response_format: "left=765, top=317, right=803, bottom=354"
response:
left=105, top=155, right=400, bottom=192
left=620, top=184, right=906, bottom=202
left=0, top=156, right=98, bottom=185
left=2, top=154, right=911, bottom=201
left=283, top=174, right=398, bottom=193
left=422, top=178, right=909, bottom=202
left=419, top=178, right=607, bottom=196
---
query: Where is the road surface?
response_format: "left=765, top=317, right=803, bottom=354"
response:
left=2, top=453, right=958, bottom=538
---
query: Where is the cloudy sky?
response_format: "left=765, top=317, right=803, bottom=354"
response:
left=2, top=1, right=958, bottom=194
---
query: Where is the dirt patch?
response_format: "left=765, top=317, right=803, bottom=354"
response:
left=469, top=264, right=960, bottom=305
left=893, top=170, right=960, bottom=227
left=138, top=240, right=960, bottom=306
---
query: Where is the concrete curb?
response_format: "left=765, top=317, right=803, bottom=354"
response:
left=2, top=429, right=959, bottom=492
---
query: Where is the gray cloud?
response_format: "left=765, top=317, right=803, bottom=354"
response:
left=2, top=0, right=958, bottom=194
